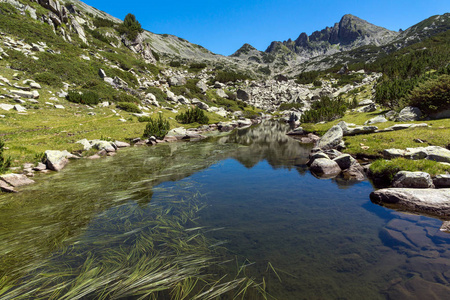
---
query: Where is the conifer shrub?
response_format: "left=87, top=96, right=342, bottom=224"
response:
left=117, top=102, right=141, bottom=113
left=0, top=138, right=11, bottom=174
left=215, top=71, right=251, bottom=83
left=93, top=16, right=116, bottom=28
left=113, top=93, right=139, bottom=103
left=169, top=61, right=181, bottom=68
left=143, top=114, right=170, bottom=139
left=300, top=96, right=349, bottom=123
left=407, top=74, right=450, bottom=116
left=34, top=72, right=62, bottom=87
left=176, top=107, right=209, bottom=124
left=117, top=13, right=143, bottom=41
left=67, top=90, right=100, bottom=105
left=295, top=71, right=319, bottom=84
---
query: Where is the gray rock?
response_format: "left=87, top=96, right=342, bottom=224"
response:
left=397, top=106, right=422, bottom=121
left=196, top=81, right=208, bottom=93
left=392, top=171, right=434, bottom=188
left=425, top=146, right=450, bottom=163
left=76, top=139, right=92, bottom=151
left=237, top=118, right=252, bottom=127
left=10, top=90, right=34, bottom=98
left=44, top=150, right=73, bottom=171
left=404, top=147, right=428, bottom=160
left=32, top=162, right=47, bottom=171
left=333, top=154, right=356, bottom=170
left=370, top=188, right=450, bottom=217
left=356, top=103, right=377, bottom=113
left=166, top=127, right=187, bottom=139
left=310, top=158, right=341, bottom=177
left=345, top=126, right=378, bottom=136
left=216, top=89, right=228, bottom=98
left=114, top=140, right=130, bottom=148
left=0, top=103, right=14, bottom=111
left=434, top=175, right=450, bottom=188
left=92, top=140, right=116, bottom=152
left=317, top=125, right=343, bottom=150
left=236, top=89, right=251, bottom=101
left=168, top=76, right=186, bottom=86
left=341, top=163, right=365, bottom=181
left=286, top=127, right=304, bottom=135
left=385, top=124, right=412, bottom=131
left=323, top=149, right=342, bottom=160
left=0, top=173, right=35, bottom=187
left=364, top=115, right=387, bottom=125
left=383, top=148, right=406, bottom=159
left=358, top=99, right=374, bottom=106
left=14, top=105, right=26, bottom=112
left=98, top=68, right=107, bottom=79
left=54, top=104, right=65, bottom=109
left=385, top=110, right=397, bottom=120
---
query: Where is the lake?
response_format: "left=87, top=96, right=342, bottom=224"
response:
left=1, top=121, right=449, bottom=299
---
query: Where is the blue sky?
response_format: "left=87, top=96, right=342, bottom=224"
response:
left=82, top=0, right=449, bottom=55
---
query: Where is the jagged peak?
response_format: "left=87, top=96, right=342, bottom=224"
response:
left=231, top=43, right=259, bottom=57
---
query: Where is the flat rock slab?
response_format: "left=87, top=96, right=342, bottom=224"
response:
left=370, top=188, right=450, bottom=218
left=0, top=173, right=35, bottom=187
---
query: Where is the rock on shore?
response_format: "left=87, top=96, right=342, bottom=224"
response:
left=370, top=188, right=450, bottom=217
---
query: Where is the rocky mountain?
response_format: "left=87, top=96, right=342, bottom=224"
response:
left=232, top=13, right=450, bottom=75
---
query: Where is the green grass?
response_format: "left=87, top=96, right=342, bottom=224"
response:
left=369, top=158, right=450, bottom=182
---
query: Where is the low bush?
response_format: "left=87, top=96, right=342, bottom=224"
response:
left=66, top=90, right=100, bottom=105
left=143, top=114, right=170, bottom=139
left=176, top=107, right=209, bottom=124
left=113, top=93, right=139, bottom=103
left=146, top=87, right=167, bottom=102
left=117, top=102, right=141, bottom=113
left=169, top=61, right=181, bottom=68
left=0, top=138, right=11, bottom=174
left=279, top=102, right=304, bottom=111
left=215, top=71, right=251, bottom=83
left=295, top=71, right=319, bottom=84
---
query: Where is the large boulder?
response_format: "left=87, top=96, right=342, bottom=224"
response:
left=356, top=103, right=377, bottom=113
left=44, top=150, right=73, bottom=171
left=166, top=127, right=187, bottom=139
left=317, top=125, right=343, bottom=150
left=309, top=158, right=341, bottom=177
left=396, top=106, right=422, bottom=121
left=370, top=188, right=450, bottom=217
left=364, top=115, right=387, bottom=125
left=425, top=146, right=450, bottom=163
left=392, top=171, right=434, bottom=188
left=92, top=140, right=116, bottom=152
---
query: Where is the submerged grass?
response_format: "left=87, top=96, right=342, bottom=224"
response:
left=0, top=186, right=268, bottom=300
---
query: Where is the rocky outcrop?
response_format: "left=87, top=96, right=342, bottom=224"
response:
left=434, top=175, right=450, bottom=188
left=370, top=188, right=450, bottom=217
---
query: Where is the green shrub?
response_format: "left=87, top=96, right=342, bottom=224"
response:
left=117, top=102, right=141, bottom=113
left=176, top=107, right=209, bottom=124
left=295, top=71, right=319, bottom=84
left=313, top=80, right=322, bottom=87
left=242, top=110, right=259, bottom=119
left=215, top=71, right=251, bottom=83
left=407, top=74, right=450, bottom=116
left=151, top=50, right=160, bottom=61
left=169, top=61, right=181, bottom=68
left=93, top=16, right=116, bottom=28
left=143, top=114, right=170, bottom=139
left=258, top=66, right=271, bottom=75
left=113, top=93, right=139, bottom=103
left=138, top=116, right=151, bottom=122
left=33, top=72, right=62, bottom=87
left=189, top=62, right=207, bottom=72
left=0, top=138, right=12, bottom=174
left=67, top=90, right=100, bottom=105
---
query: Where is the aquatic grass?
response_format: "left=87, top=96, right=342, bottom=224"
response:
left=0, top=186, right=268, bottom=300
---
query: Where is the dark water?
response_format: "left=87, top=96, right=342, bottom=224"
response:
left=1, top=121, right=450, bottom=299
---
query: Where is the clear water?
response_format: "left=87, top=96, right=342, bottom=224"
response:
left=1, top=121, right=450, bottom=299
